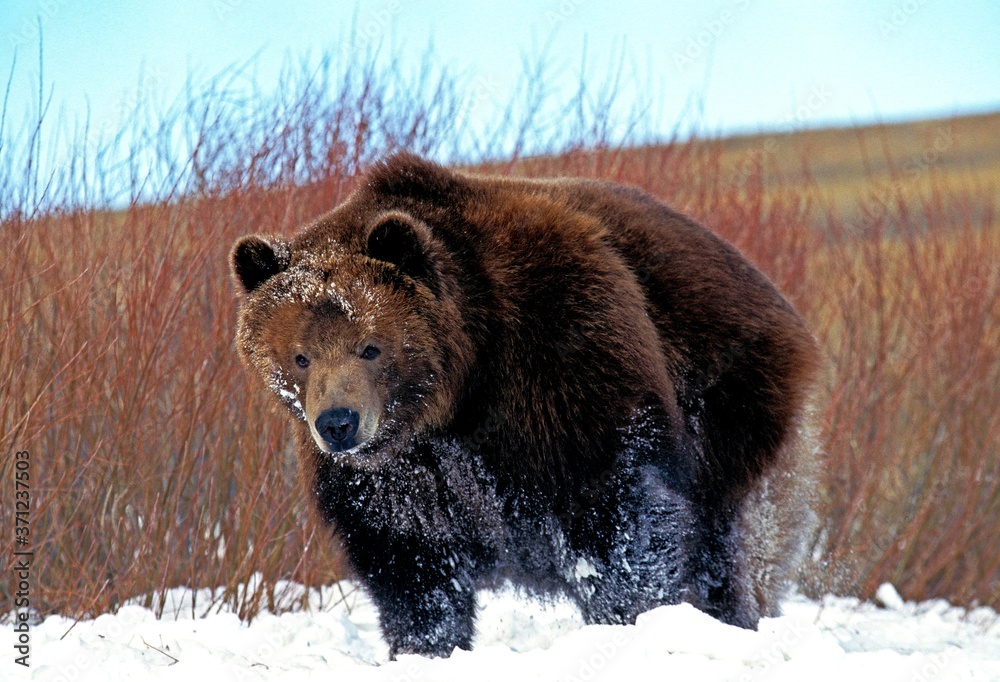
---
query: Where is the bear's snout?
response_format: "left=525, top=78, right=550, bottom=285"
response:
left=315, top=407, right=361, bottom=451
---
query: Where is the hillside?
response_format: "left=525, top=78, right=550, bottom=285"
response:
left=503, top=110, right=1000, bottom=237
left=711, top=110, right=1000, bottom=222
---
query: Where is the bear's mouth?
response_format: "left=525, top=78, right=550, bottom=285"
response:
left=325, top=437, right=359, bottom=453
left=311, top=433, right=367, bottom=457
left=315, top=435, right=394, bottom=471
left=311, top=431, right=368, bottom=455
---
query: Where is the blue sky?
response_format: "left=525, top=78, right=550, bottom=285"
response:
left=2, top=0, right=999, bottom=152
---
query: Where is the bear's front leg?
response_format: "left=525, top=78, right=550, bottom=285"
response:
left=354, top=537, right=479, bottom=659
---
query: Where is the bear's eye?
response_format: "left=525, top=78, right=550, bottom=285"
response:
left=360, top=345, right=381, bottom=361
left=294, top=354, right=310, bottom=369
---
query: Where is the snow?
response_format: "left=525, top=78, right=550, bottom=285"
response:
left=7, top=581, right=999, bottom=681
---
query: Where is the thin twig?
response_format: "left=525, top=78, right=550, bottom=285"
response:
left=141, top=636, right=179, bottom=665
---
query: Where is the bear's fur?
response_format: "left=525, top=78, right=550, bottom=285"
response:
left=230, top=152, right=821, bottom=658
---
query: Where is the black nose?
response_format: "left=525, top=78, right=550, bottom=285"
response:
left=315, top=408, right=360, bottom=451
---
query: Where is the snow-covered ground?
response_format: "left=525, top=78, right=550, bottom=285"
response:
left=6, top=580, right=999, bottom=681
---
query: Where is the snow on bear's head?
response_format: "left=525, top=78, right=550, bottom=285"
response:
left=230, top=211, right=471, bottom=468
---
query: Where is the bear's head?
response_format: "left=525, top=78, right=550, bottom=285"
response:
left=230, top=210, right=472, bottom=468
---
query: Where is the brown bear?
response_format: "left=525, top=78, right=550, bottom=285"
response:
left=230, top=151, right=821, bottom=658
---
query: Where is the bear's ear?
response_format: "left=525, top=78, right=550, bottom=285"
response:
left=231, top=235, right=290, bottom=294
left=365, top=212, right=438, bottom=293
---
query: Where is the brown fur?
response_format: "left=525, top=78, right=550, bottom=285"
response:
left=230, top=151, right=822, bottom=655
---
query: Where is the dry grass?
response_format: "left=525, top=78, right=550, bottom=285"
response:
left=1, top=49, right=997, bottom=622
